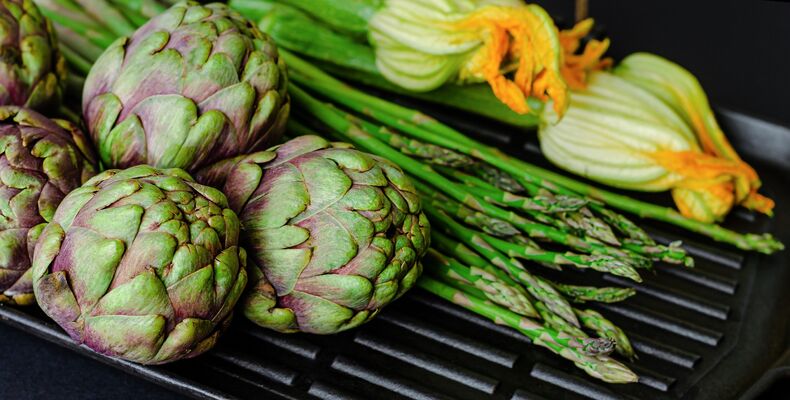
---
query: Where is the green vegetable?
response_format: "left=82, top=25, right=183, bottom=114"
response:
left=82, top=1, right=290, bottom=172
left=32, top=165, right=247, bottom=364
left=614, top=52, right=774, bottom=218
left=575, top=308, right=635, bottom=359
left=196, top=135, right=430, bottom=334
left=550, top=281, right=636, bottom=304
left=0, top=106, right=96, bottom=305
left=539, top=70, right=772, bottom=224
left=0, top=0, right=67, bottom=112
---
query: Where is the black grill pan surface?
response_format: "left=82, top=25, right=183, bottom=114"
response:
left=1, top=105, right=788, bottom=400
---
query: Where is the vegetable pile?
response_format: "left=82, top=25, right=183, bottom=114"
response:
left=235, top=0, right=775, bottom=224
left=0, top=0, right=780, bottom=388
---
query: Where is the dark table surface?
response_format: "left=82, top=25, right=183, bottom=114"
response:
left=3, top=0, right=789, bottom=399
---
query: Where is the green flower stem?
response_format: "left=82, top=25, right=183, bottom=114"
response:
left=283, top=51, right=783, bottom=254
left=417, top=277, right=638, bottom=383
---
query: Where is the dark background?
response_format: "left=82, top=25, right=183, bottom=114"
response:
left=2, top=1, right=788, bottom=399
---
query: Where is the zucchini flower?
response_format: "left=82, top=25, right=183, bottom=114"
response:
left=368, top=0, right=569, bottom=116
left=539, top=68, right=772, bottom=223
left=0, top=106, right=96, bottom=305
left=614, top=53, right=773, bottom=217
left=82, top=2, right=289, bottom=173
left=197, top=135, right=430, bottom=334
left=0, top=0, right=67, bottom=111
left=32, top=165, right=247, bottom=364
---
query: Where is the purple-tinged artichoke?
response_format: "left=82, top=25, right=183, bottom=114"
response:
left=32, top=165, right=248, bottom=364
left=197, top=135, right=429, bottom=334
left=0, top=0, right=67, bottom=111
left=0, top=106, right=95, bottom=305
left=82, top=1, right=289, bottom=173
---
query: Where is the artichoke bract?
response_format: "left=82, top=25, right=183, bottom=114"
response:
left=82, top=1, right=289, bottom=173
left=0, top=106, right=95, bottom=305
left=32, top=165, right=247, bottom=364
left=198, top=135, right=430, bottom=334
left=0, top=0, right=67, bottom=111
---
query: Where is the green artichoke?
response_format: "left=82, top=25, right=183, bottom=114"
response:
left=0, top=106, right=95, bottom=305
left=82, top=1, right=289, bottom=172
left=0, top=0, right=67, bottom=111
left=197, top=135, right=430, bottom=334
left=32, top=165, right=248, bottom=364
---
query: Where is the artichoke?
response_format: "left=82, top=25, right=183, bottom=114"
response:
left=32, top=165, right=248, bottom=364
left=197, top=135, right=430, bottom=334
left=0, top=0, right=67, bottom=111
left=0, top=106, right=95, bottom=305
left=82, top=1, right=289, bottom=173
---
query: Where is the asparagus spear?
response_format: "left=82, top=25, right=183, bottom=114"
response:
left=471, top=185, right=588, bottom=214
left=379, top=128, right=475, bottom=168
left=575, top=308, right=635, bottom=359
left=418, top=277, right=638, bottom=383
left=551, top=282, right=637, bottom=304
left=469, top=162, right=526, bottom=194
left=283, top=51, right=782, bottom=254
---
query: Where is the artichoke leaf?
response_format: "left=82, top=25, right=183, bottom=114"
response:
left=91, top=270, right=174, bottom=320
left=83, top=313, right=167, bottom=363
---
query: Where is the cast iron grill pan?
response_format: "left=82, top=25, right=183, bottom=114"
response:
left=1, top=103, right=788, bottom=400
